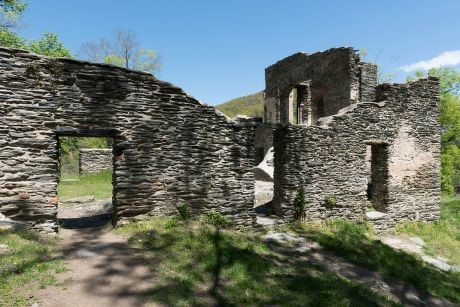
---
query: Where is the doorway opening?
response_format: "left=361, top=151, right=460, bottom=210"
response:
left=311, top=94, right=325, bottom=124
left=282, top=83, right=310, bottom=125
left=57, top=136, right=114, bottom=229
left=366, top=143, right=389, bottom=212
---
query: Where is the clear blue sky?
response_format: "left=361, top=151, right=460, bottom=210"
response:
left=18, top=0, right=460, bottom=105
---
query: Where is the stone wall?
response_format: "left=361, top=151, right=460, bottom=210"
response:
left=79, top=148, right=113, bottom=174
left=272, top=78, right=440, bottom=230
left=264, top=48, right=378, bottom=125
left=0, top=47, right=255, bottom=233
left=359, top=63, right=377, bottom=101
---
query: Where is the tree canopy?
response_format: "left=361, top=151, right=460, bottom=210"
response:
left=0, top=0, right=26, bottom=29
left=414, top=67, right=460, bottom=193
left=0, top=0, right=72, bottom=57
left=28, top=32, right=72, bottom=57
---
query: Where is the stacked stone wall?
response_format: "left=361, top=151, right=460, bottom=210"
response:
left=79, top=149, right=113, bottom=174
left=264, top=48, right=363, bottom=124
left=273, top=78, right=440, bottom=230
left=0, top=48, right=255, bottom=232
left=359, top=63, right=377, bottom=101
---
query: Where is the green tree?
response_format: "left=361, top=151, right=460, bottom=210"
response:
left=414, top=67, right=460, bottom=193
left=0, top=0, right=26, bottom=29
left=0, top=1, right=72, bottom=58
left=27, top=32, right=72, bottom=57
left=0, top=28, right=24, bottom=48
left=0, top=0, right=26, bottom=48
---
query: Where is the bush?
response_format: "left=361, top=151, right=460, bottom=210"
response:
left=293, top=188, right=307, bottom=221
left=205, top=210, right=231, bottom=228
left=324, top=196, right=338, bottom=209
left=165, top=218, right=178, bottom=229
left=176, top=203, right=191, bottom=220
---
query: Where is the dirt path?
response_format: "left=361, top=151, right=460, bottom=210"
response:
left=33, top=201, right=157, bottom=307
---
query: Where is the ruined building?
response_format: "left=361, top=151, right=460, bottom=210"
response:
left=0, top=47, right=440, bottom=233
left=262, top=48, right=441, bottom=231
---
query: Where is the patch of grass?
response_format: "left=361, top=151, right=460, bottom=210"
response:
left=116, top=218, right=398, bottom=306
left=291, top=217, right=460, bottom=303
left=0, top=229, right=66, bottom=306
left=58, top=170, right=113, bottom=200
left=394, top=196, right=460, bottom=265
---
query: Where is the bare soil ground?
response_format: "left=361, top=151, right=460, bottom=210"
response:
left=33, top=201, right=158, bottom=307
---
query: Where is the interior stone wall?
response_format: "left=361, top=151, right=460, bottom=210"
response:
left=272, top=78, right=440, bottom=229
left=79, top=148, right=113, bottom=175
left=0, top=47, right=255, bottom=232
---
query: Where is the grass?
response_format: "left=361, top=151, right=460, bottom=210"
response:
left=0, top=229, right=66, bottom=306
left=289, top=197, right=460, bottom=303
left=58, top=170, right=113, bottom=200
left=116, top=217, right=398, bottom=306
left=394, top=196, right=459, bottom=265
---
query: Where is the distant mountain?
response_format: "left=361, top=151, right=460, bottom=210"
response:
left=216, top=92, right=264, bottom=119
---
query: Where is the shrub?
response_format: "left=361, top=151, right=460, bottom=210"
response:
left=324, top=196, right=338, bottom=209
left=176, top=203, right=191, bottom=220
left=293, top=188, right=307, bottom=221
left=165, top=218, right=178, bottom=229
left=205, top=210, right=231, bottom=228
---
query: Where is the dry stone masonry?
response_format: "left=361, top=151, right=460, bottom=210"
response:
left=0, top=47, right=255, bottom=232
left=265, top=48, right=440, bottom=231
left=0, top=46, right=441, bottom=233
left=79, top=148, right=113, bottom=175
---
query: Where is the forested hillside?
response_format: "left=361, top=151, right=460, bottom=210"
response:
left=216, top=92, right=264, bottom=118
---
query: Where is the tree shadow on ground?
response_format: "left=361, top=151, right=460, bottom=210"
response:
left=58, top=213, right=112, bottom=229
left=0, top=229, right=58, bottom=279
left=122, top=220, right=398, bottom=306
left=294, top=221, right=460, bottom=304
left=0, top=228, right=67, bottom=306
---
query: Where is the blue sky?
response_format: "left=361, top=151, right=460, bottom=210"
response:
left=18, top=0, right=460, bottom=105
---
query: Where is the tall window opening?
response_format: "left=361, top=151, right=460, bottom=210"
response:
left=286, top=84, right=310, bottom=125
left=57, top=136, right=114, bottom=228
left=291, top=88, right=299, bottom=124
left=366, top=143, right=389, bottom=212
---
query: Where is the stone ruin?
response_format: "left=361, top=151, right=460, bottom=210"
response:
left=0, top=46, right=440, bottom=233
left=79, top=148, right=113, bottom=175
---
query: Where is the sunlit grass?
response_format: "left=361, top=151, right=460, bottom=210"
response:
left=0, top=229, right=66, bottom=306
left=58, top=170, right=113, bottom=200
left=290, top=197, right=460, bottom=303
left=116, top=217, right=398, bottom=306
left=394, top=196, right=459, bottom=265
